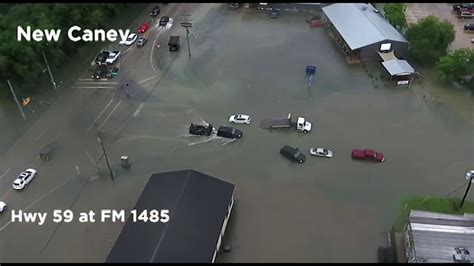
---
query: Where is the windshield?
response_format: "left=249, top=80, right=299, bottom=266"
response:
left=127, top=34, right=135, bottom=41
left=294, top=151, right=301, bottom=157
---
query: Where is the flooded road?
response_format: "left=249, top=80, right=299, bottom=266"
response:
left=112, top=5, right=474, bottom=262
left=0, top=4, right=472, bottom=262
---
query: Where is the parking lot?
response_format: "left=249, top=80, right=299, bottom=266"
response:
left=405, top=3, right=474, bottom=50
left=0, top=4, right=473, bottom=262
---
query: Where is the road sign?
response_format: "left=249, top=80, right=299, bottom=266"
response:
left=22, top=97, right=31, bottom=106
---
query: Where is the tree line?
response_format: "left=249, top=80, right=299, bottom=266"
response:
left=383, top=3, right=473, bottom=90
left=0, top=4, right=127, bottom=90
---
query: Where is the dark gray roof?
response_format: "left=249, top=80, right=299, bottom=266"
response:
left=322, top=3, right=408, bottom=50
left=381, top=59, right=415, bottom=76
left=407, top=210, right=474, bottom=263
left=106, top=170, right=235, bottom=263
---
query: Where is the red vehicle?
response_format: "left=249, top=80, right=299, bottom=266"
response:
left=138, top=22, right=150, bottom=33
left=351, top=149, right=385, bottom=162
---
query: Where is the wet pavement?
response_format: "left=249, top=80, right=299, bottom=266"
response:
left=0, top=3, right=473, bottom=263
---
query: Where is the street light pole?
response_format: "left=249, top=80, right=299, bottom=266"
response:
left=7, top=80, right=26, bottom=121
left=97, top=131, right=114, bottom=181
left=42, top=50, right=57, bottom=90
left=180, top=14, right=192, bottom=58
left=460, top=170, right=474, bottom=208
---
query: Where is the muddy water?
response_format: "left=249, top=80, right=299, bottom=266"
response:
left=104, top=4, right=474, bottom=263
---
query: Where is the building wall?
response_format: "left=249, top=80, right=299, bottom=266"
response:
left=359, top=40, right=409, bottom=61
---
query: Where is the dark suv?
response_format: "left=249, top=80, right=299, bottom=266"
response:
left=151, top=6, right=161, bottom=17
left=95, top=51, right=109, bottom=65
left=159, top=16, right=170, bottom=27
left=189, top=123, right=213, bottom=136
left=92, top=65, right=107, bottom=79
left=217, top=126, right=242, bottom=139
left=280, top=145, right=306, bottom=163
left=465, top=23, right=474, bottom=30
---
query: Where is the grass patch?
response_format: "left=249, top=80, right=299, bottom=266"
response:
left=392, top=196, right=474, bottom=233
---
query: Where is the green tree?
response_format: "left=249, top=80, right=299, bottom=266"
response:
left=405, top=15, right=455, bottom=64
left=0, top=3, right=128, bottom=91
left=437, top=48, right=474, bottom=90
left=383, top=3, right=407, bottom=29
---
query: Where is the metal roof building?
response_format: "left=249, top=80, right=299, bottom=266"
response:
left=405, top=210, right=474, bottom=263
left=106, top=170, right=235, bottom=263
left=381, top=59, right=414, bottom=76
left=322, top=3, right=409, bottom=62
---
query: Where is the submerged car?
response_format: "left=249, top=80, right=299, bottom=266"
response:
left=92, top=65, right=108, bottom=79
left=159, top=16, right=170, bottom=27
left=105, top=50, right=121, bottom=64
left=217, top=126, right=242, bottom=139
left=124, top=33, right=138, bottom=46
left=95, top=51, right=109, bottom=65
left=351, top=149, right=385, bottom=162
left=0, top=201, right=6, bottom=213
left=189, top=123, right=213, bottom=136
left=309, top=147, right=333, bottom=158
left=150, top=6, right=161, bottom=17
left=280, top=145, right=305, bottom=163
left=136, top=37, right=148, bottom=47
left=138, top=22, right=150, bottom=33
left=270, top=10, right=279, bottom=19
left=12, top=169, right=37, bottom=190
left=228, top=114, right=251, bottom=124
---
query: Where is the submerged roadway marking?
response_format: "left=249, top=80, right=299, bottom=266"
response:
left=132, top=102, right=145, bottom=117
left=97, top=100, right=122, bottom=130
left=139, top=75, right=159, bottom=84
left=87, top=97, right=115, bottom=131
left=0, top=168, right=11, bottom=180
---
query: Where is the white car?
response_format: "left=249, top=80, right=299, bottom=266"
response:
left=0, top=201, right=6, bottom=213
left=105, top=50, right=121, bottom=64
left=229, top=114, right=251, bottom=124
left=309, top=147, right=333, bottom=158
left=124, top=33, right=138, bottom=46
left=12, top=168, right=37, bottom=190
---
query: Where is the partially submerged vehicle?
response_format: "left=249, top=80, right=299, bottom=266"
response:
left=280, top=145, right=305, bottom=163
left=217, top=126, right=242, bottom=139
left=39, top=141, right=57, bottom=161
left=260, top=113, right=312, bottom=133
left=168, top=35, right=180, bottom=52
left=189, top=123, right=213, bottom=136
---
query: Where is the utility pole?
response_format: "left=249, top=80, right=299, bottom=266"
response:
left=460, top=170, right=474, bottom=208
left=42, top=50, right=57, bottom=90
left=180, top=13, right=192, bottom=58
left=7, top=80, right=26, bottom=121
left=97, top=131, right=114, bottom=181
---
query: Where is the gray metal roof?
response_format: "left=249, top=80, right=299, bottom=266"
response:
left=408, top=210, right=474, bottom=263
left=322, top=3, right=408, bottom=50
left=381, top=59, right=414, bottom=76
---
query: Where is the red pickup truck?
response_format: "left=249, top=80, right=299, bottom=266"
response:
left=351, top=149, right=385, bottom=162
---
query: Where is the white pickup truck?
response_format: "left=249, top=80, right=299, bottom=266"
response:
left=260, top=113, right=312, bottom=133
left=106, top=50, right=121, bottom=64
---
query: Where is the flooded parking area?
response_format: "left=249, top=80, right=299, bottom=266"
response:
left=0, top=4, right=472, bottom=262
left=114, top=5, right=474, bottom=262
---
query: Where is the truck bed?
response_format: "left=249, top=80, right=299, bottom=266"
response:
left=260, top=113, right=296, bottom=129
left=260, top=119, right=292, bottom=128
